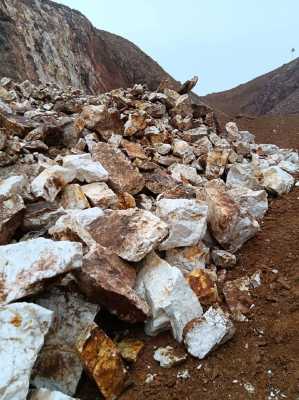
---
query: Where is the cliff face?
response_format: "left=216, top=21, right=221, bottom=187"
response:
left=201, top=57, right=299, bottom=116
left=0, top=0, right=177, bottom=93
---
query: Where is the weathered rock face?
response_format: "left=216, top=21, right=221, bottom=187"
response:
left=0, top=302, right=53, bottom=400
left=32, top=283, right=99, bottom=396
left=30, top=389, right=78, bottom=400
left=0, top=0, right=179, bottom=94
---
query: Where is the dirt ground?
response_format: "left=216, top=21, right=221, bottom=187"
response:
left=76, top=123, right=299, bottom=400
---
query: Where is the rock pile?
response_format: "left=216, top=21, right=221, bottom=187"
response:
left=0, top=76, right=298, bottom=399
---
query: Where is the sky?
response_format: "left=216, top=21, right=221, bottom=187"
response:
left=57, top=0, right=298, bottom=95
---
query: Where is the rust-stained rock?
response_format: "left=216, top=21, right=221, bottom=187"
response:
left=86, top=208, right=168, bottom=262
left=121, top=140, right=148, bottom=159
left=205, top=180, right=259, bottom=253
left=117, top=338, right=144, bottom=362
left=144, top=170, right=179, bottom=194
left=63, top=153, right=108, bottom=183
left=0, top=111, right=34, bottom=137
left=0, top=194, right=25, bottom=244
left=205, top=148, right=230, bottom=179
left=211, top=249, right=236, bottom=269
left=165, top=242, right=210, bottom=273
left=82, top=182, right=118, bottom=209
left=153, top=346, right=187, bottom=368
left=124, top=111, right=148, bottom=136
left=116, top=192, right=136, bottom=209
left=187, top=268, right=219, bottom=305
left=59, top=184, right=90, bottom=210
left=23, top=201, right=65, bottom=232
left=0, top=238, right=82, bottom=305
left=31, top=165, right=76, bottom=202
left=92, top=142, right=144, bottom=194
left=75, top=245, right=149, bottom=322
left=76, top=323, right=127, bottom=400
left=30, top=388, right=78, bottom=400
left=32, top=283, right=99, bottom=395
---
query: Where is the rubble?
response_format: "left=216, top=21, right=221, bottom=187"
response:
left=0, top=75, right=297, bottom=391
left=0, top=238, right=82, bottom=305
left=0, top=303, right=53, bottom=400
left=76, top=323, right=127, bottom=400
left=153, top=346, right=187, bottom=368
left=183, top=306, right=235, bottom=359
left=32, top=282, right=99, bottom=395
left=156, top=198, right=208, bottom=250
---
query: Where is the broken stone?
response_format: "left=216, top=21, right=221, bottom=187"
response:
left=205, top=180, right=260, bottom=253
left=187, top=269, right=219, bottom=305
left=117, top=338, right=144, bottom=362
left=227, top=186, right=268, bottom=219
left=211, top=249, right=236, bottom=269
left=178, top=75, right=198, bottom=94
left=225, top=122, right=241, bottom=142
left=32, top=283, right=99, bottom=395
left=0, top=194, right=25, bottom=244
left=153, top=346, right=187, bottom=368
left=124, top=111, right=148, bottom=136
left=184, top=306, right=235, bottom=359
left=30, top=389, right=78, bottom=400
left=156, top=198, right=208, bottom=250
left=59, top=184, right=90, bottom=210
left=49, top=208, right=103, bottom=248
left=0, top=303, right=53, bottom=400
left=165, top=242, right=210, bottom=273
left=144, top=170, right=179, bottom=194
left=31, top=165, right=76, bottom=202
left=226, top=162, right=263, bottom=190
left=262, top=166, right=294, bottom=195
left=154, top=143, right=172, bottom=155
left=86, top=208, right=168, bottom=262
left=135, top=252, right=203, bottom=341
left=92, top=142, right=144, bottom=194
left=172, top=139, right=195, bottom=162
left=23, top=201, right=65, bottom=232
left=82, top=182, right=118, bottom=208
left=205, top=148, right=230, bottom=179
left=169, top=163, right=203, bottom=186
left=0, top=175, right=28, bottom=198
left=76, top=323, right=127, bottom=400
left=121, top=140, right=147, bottom=159
left=116, top=191, right=136, bottom=209
left=63, top=153, right=108, bottom=183
left=0, top=238, right=82, bottom=305
left=75, top=245, right=149, bottom=322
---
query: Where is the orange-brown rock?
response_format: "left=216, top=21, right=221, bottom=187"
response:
left=92, top=143, right=144, bottom=194
left=117, top=338, right=144, bottom=363
left=0, top=194, right=25, bottom=244
left=187, top=269, right=219, bottom=305
left=75, top=245, right=149, bottom=323
left=76, top=323, right=127, bottom=400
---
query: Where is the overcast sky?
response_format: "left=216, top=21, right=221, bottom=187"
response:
left=57, top=0, right=298, bottom=95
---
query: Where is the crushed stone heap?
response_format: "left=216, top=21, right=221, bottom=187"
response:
left=0, top=76, right=298, bottom=399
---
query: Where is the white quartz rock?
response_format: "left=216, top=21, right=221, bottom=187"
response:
left=135, top=252, right=203, bottom=341
left=226, top=162, right=263, bottom=190
left=32, top=284, right=99, bottom=396
left=165, top=242, right=210, bottom=272
left=172, top=139, right=195, bottom=161
left=31, top=165, right=76, bottom=202
left=30, top=388, right=78, bottom=400
left=278, top=160, right=299, bottom=174
left=184, top=306, right=235, bottom=359
left=211, top=249, right=236, bottom=269
left=63, top=153, right=108, bottom=183
left=153, top=346, right=187, bottom=368
left=227, top=186, right=268, bottom=219
left=0, top=238, right=82, bottom=305
left=225, top=121, right=241, bottom=142
left=156, top=198, right=208, bottom=250
left=0, top=303, right=53, bottom=400
left=168, top=163, right=203, bottom=186
left=81, top=182, right=118, bottom=208
left=0, top=175, right=28, bottom=198
left=262, top=166, right=294, bottom=195
left=49, top=208, right=104, bottom=248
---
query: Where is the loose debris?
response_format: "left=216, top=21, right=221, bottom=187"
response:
left=153, top=346, right=187, bottom=368
left=0, top=76, right=298, bottom=398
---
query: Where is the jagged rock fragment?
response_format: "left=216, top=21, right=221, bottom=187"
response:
left=156, top=198, right=208, bottom=250
left=165, top=242, right=210, bottom=273
left=227, top=186, right=268, bottom=219
left=32, top=283, right=99, bottom=395
left=205, top=148, right=230, bottom=179
left=211, top=249, right=236, bottom=269
left=75, top=245, right=149, bottom=322
left=30, top=389, right=78, bottom=400
left=153, top=346, right=187, bottom=368
left=59, top=184, right=90, bottom=210
left=184, top=306, right=235, bottom=359
left=31, top=165, right=76, bottom=202
left=0, top=303, right=53, bottom=400
left=262, top=166, right=294, bottom=195
left=92, top=142, right=144, bottom=194
left=82, top=182, right=118, bottom=208
left=0, top=175, right=28, bottom=198
left=86, top=208, right=168, bottom=262
left=0, top=238, right=82, bottom=305
left=169, top=163, right=203, bottom=185
left=23, top=201, right=65, bottom=232
left=187, top=269, right=219, bottom=305
left=135, top=252, right=203, bottom=341
left=117, top=338, right=144, bottom=362
left=63, top=153, right=108, bottom=183
left=76, top=323, right=127, bottom=400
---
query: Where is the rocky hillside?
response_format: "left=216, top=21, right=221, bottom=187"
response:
left=0, top=0, right=178, bottom=94
left=202, top=57, right=299, bottom=116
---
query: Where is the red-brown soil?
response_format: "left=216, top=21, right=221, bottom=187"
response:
left=76, top=122, right=299, bottom=399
